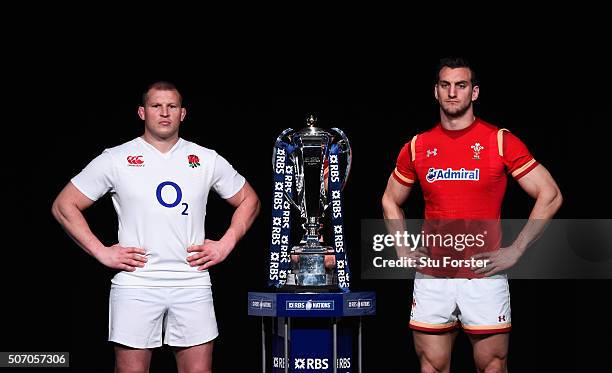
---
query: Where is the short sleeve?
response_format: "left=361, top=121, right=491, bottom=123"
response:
left=70, top=150, right=115, bottom=201
left=393, top=142, right=417, bottom=186
left=212, top=153, right=246, bottom=199
left=502, top=131, right=539, bottom=180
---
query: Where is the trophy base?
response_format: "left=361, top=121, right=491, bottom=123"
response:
left=290, top=250, right=335, bottom=287
left=283, top=272, right=338, bottom=292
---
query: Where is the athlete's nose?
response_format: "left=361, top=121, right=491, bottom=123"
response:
left=448, top=84, right=457, bottom=98
left=160, top=106, right=170, bottom=117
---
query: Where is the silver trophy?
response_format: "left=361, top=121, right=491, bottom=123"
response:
left=273, top=115, right=352, bottom=288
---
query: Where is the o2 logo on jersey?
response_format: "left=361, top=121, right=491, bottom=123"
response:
left=156, top=181, right=189, bottom=215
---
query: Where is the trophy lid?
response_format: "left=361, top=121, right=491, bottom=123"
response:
left=297, top=115, right=330, bottom=138
left=306, top=115, right=317, bottom=127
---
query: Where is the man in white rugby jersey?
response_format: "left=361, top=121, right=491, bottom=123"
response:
left=52, top=81, right=260, bottom=373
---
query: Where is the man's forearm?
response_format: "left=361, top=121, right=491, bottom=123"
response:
left=512, top=190, right=563, bottom=253
left=220, top=194, right=261, bottom=250
left=51, top=201, right=105, bottom=258
left=511, top=219, right=551, bottom=255
left=383, top=204, right=407, bottom=233
left=382, top=195, right=408, bottom=256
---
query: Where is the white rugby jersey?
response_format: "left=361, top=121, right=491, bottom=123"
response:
left=71, top=137, right=246, bottom=287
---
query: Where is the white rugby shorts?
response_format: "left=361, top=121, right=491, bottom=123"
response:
left=109, top=286, right=218, bottom=348
left=409, top=272, right=511, bottom=334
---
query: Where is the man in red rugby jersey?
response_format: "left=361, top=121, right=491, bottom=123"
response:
left=382, top=57, right=562, bottom=373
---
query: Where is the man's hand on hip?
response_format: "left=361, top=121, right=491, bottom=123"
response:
left=187, top=239, right=232, bottom=271
left=471, top=246, right=522, bottom=276
left=95, top=244, right=147, bottom=271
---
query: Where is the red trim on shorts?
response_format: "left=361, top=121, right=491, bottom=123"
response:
left=409, top=323, right=458, bottom=333
left=463, top=326, right=512, bottom=335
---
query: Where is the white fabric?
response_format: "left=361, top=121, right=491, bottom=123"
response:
left=71, top=137, right=245, bottom=287
left=108, top=286, right=218, bottom=348
left=410, top=272, right=511, bottom=332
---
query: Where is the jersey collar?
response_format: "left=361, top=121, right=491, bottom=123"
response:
left=137, top=136, right=184, bottom=159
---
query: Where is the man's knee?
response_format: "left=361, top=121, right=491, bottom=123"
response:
left=416, top=351, right=450, bottom=373
left=477, top=356, right=507, bottom=373
left=419, top=361, right=446, bottom=373
left=181, top=367, right=211, bottom=373
left=115, top=361, right=150, bottom=373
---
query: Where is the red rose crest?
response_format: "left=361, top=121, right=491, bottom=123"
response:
left=188, top=154, right=200, bottom=168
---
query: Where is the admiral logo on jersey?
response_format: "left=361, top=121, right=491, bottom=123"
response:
left=127, top=155, right=145, bottom=167
left=426, top=167, right=480, bottom=183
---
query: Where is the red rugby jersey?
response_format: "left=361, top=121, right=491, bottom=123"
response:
left=393, top=118, right=538, bottom=277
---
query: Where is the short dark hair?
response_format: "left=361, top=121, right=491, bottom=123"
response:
left=436, top=57, right=478, bottom=86
left=142, top=81, right=182, bottom=106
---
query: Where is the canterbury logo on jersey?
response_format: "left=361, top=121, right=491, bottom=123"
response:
left=426, top=167, right=480, bottom=183
left=127, top=155, right=145, bottom=167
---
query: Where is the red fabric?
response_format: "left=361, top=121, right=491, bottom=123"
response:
left=394, top=118, right=537, bottom=277
left=394, top=142, right=416, bottom=186
left=409, top=323, right=459, bottom=333
left=463, top=326, right=512, bottom=335
left=502, top=131, right=539, bottom=179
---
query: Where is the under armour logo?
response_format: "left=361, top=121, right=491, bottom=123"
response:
left=498, top=315, right=506, bottom=322
left=427, top=148, right=438, bottom=157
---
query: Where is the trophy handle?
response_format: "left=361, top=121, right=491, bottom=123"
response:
left=274, top=127, right=295, bottom=145
left=320, top=127, right=352, bottom=213
left=330, top=127, right=352, bottom=191
left=272, top=128, right=302, bottom=212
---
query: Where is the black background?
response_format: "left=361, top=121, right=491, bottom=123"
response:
left=3, top=24, right=611, bottom=372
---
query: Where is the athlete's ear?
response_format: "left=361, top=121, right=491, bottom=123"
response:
left=180, top=107, right=186, bottom=122
left=471, top=85, right=480, bottom=102
left=138, top=106, right=145, bottom=120
left=434, top=84, right=439, bottom=100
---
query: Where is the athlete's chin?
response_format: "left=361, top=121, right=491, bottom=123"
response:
left=442, top=105, right=469, bottom=118
left=152, top=126, right=179, bottom=138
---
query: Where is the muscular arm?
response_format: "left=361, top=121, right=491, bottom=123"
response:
left=219, top=181, right=261, bottom=252
left=51, top=182, right=147, bottom=271
left=188, top=181, right=260, bottom=270
left=511, top=164, right=563, bottom=253
left=382, top=175, right=427, bottom=259
left=382, top=175, right=411, bottom=221
left=51, top=182, right=104, bottom=257
left=473, top=164, right=563, bottom=275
